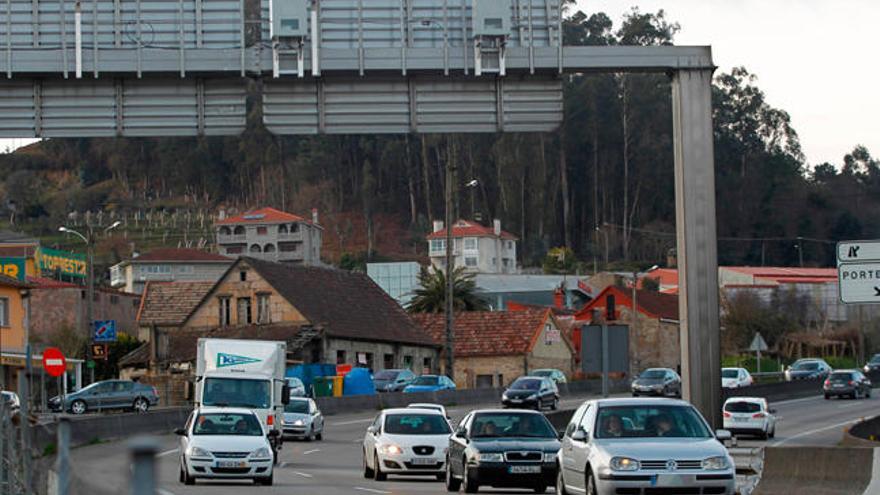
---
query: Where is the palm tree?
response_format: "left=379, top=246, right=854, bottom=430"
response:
left=406, top=266, right=489, bottom=313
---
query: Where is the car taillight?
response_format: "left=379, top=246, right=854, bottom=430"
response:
left=752, top=413, right=765, bottom=418
left=848, top=380, right=855, bottom=386
left=723, top=412, right=731, bottom=418
left=824, top=379, right=830, bottom=387
left=267, top=415, right=274, bottom=426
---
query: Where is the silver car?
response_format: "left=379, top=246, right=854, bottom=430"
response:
left=557, top=398, right=735, bottom=495
left=282, top=398, right=324, bottom=441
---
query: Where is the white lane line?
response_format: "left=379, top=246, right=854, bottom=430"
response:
left=332, top=418, right=373, bottom=426
left=354, top=487, right=392, bottom=494
left=303, top=449, right=321, bottom=455
left=294, top=471, right=314, bottom=478
left=281, top=462, right=293, bottom=468
left=771, top=417, right=862, bottom=446
left=771, top=395, right=823, bottom=406
left=158, top=490, right=177, bottom=495
left=157, top=449, right=179, bottom=458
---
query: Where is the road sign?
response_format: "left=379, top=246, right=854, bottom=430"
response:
left=42, top=347, right=66, bottom=377
left=91, top=344, right=109, bottom=361
left=93, top=320, right=117, bottom=342
left=838, top=240, right=880, bottom=263
left=748, top=333, right=769, bottom=352
left=837, top=263, right=880, bottom=304
left=86, top=360, right=96, bottom=369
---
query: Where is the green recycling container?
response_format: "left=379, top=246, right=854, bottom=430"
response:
left=313, top=376, right=334, bottom=397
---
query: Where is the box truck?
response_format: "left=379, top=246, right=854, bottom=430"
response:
left=195, top=338, right=289, bottom=459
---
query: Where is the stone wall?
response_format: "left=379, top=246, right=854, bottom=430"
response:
left=29, top=287, right=140, bottom=343
left=325, top=338, right=438, bottom=374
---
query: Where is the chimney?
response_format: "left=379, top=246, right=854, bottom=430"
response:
left=433, top=220, right=444, bottom=233
left=493, top=219, right=501, bottom=236
left=553, top=287, right=564, bottom=309
left=667, top=248, right=677, bottom=268
left=311, top=208, right=319, bottom=224
left=218, top=208, right=226, bottom=221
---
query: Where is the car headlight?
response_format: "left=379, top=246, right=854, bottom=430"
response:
left=188, top=446, right=212, bottom=459
left=610, top=457, right=640, bottom=471
left=527, top=393, right=538, bottom=400
left=293, top=419, right=305, bottom=426
left=379, top=444, right=403, bottom=455
left=250, top=447, right=272, bottom=459
left=702, top=456, right=729, bottom=471
left=543, top=452, right=558, bottom=462
left=477, top=453, right=504, bottom=463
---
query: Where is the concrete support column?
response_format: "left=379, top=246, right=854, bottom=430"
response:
left=672, top=67, right=721, bottom=428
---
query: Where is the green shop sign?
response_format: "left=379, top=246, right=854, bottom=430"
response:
left=35, top=247, right=87, bottom=279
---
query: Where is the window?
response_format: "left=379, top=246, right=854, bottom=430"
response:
left=290, top=223, right=300, bottom=233
left=226, top=246, right=243, bottom=254
left=257, top=226, right=268, bottom=235
left=383, top=354, right=394, bottom=369
left=465, top=257, right=477, bottom=267
left=220, top=226, right=232, bottom=236
left=218, top=297, right=231, bottom=326
left=239, top=271, right=247, bottom=282
left=237, top=297, right=252, bottom=324
left=0, top=297, right=8, bottom=326
left=279, top=242, right=298, bottom=252
left=264, top=244, right=276, bottom=253
left=497, top=374, right=504, bottom=387
left=249, top=244, right=262, bottom=253
left=357, top=352, right=373, bottom=370
left=403, top=355, right=413, bottom=370
left=475, top=375, right=494, bottom=388
left=278, top=224, right=288, bottom=234
left=464, top=238, right=477, bottom=250
left=233, top=226, right=245, bottom=235
left=177, top=266, right=194, bottom=274
left=423, top=357, right=432, bottom=373
left=507, top=241, right=513, bottom=250
left=336, top=350, right=347, bottom=364
left=256, top=294, right=270, bottom=324
left=430, top=239, right=445, bottom=251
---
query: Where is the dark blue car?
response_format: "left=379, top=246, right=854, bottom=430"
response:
left=403, top=375, right=456, bottom=393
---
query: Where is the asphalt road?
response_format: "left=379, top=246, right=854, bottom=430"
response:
left=68, top=392, right=878, bottom=495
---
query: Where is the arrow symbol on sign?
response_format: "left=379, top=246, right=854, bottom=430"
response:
left=875, top=287, right=880, bottom=297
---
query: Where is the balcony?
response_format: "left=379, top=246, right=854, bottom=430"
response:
left=218, top=234, right=247, bottom=243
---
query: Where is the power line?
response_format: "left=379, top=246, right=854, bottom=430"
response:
left=600, top=222, right=838, bottom=244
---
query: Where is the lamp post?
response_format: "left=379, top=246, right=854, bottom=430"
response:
left=59, top=221, right=121, bottom=384
left=443, top=163, right=478, bottom=383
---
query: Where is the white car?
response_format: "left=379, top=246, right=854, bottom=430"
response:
left=557, top=398, right=736, bottom=495
left=177, top=407, right=277, bottom=486
left=721, top=368, right=753, bottom=389
left=283, top=397, right=324, bottom=441
left=722, top=397, right=776, bottom=440
left=362, top=408, right=452, bottom=481
left=407, top=403, right=450, bottom=420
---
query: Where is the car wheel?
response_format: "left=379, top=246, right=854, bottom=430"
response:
left=436, top=472, right=445, bottom=481
left=316, top=430, right=323, bottom=441
left=71, top=400, right=87, bottom=415
left=181, top=461, right=195, bottom=486
left=133, top=397, right=149, bottom=414
left=374, top=453, right=387, bottom=481
left=445, top=458, right=462, bottom=492
left=867, top=389, right=872, bottom=399
left=550, top=398, right=559, bottom=411
left=533, top=484, right=547, bottom=493
left=257, top=472, right=273, bottom=486
left=556, top=467, right=569, bottom=495
left=824, top=394, right=830, bottom=400
left=363, top=450, right=374, bottom=479
left=463, top=462, right=479, bottom=493
left=306, top=428, right=314, bottom=442
left=769, top=425, right=776, bottom=439
left=586, top=468, right=598, bottom=495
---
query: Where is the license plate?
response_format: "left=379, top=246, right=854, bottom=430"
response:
left=833, top=384, right=844, bottom=388
left=510, top=399, right=522, bottom=403
left=651, top=474, right=695, bottom=487
left=215, top=460, right=247, bottom=468
left=410, top=458, right=438, bottom=465
left=509, top=465, right=541, bottom=474
left=733, top=417, right=748, bottom=422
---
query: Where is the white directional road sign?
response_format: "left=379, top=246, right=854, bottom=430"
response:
left=838, top=262, right=880, bottom=304
left=838, top=240, right=880, bottom=263
left=749, top=333, right=769, bottom=352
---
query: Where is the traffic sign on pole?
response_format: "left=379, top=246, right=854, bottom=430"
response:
left=93, top=320, right=117, bottom=342
left=837, top=240, right=880, bottom=305
left=42, top=347, right=66, bottom=377
left=838, top=240, right=880, bottom=263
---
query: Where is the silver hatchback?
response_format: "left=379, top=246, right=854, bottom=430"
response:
left=557, top=398, right=735, bottom=495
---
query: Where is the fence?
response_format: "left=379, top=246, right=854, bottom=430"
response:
left=1, top=375, right=37, bottom=495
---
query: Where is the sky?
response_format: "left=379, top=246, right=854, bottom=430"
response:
left=2, top=1, right=876, bottom=166
left=576, top=0, right=879, bottom=167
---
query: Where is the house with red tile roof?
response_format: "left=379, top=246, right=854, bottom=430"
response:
left=109, top=248, right=232, bottom=294
left=215, top=207, right=323, bottom=266
left=426, top=219, right=518, bottom=274
left=410, top=308, right=573, bottom=389
left=573, top=285, right=680, bottom=374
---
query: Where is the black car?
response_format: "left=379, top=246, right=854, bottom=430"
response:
left=864, top=354, right=880, bottom=374
left=446, top=409, right=560, bottom=494
left=631, top=368, right=682, bottom=397
left=501, top=377, right=559, bottom=410
left=824, top=370, right=872, bottom=400
left=784, top=359, right=832, bottom=381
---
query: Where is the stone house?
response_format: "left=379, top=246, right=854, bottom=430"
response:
left=411, top=308, right=573, bottom=389
left=573, top=285, right=680, bottom=375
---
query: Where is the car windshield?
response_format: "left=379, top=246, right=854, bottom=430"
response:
left=829, top=372, right=854, bottom=381
left=510, top=378, right=541, bottom=390
left=285, top=400, right=310, bottom=413
left=595, top=405, right=711, bottom=439
left=384, top=414, right=451, bottom=435
left=409, top=405, right=442, bottom=412
left=724, top=401, right=761, bottom=413
left=640, top=370, right=667, bottom=379
left=374, top=371, right=399, bottom=381
left=203, top=378, right=271, bottom=409
left=471, top=412, right=556, bottom=438
left=193, top=413, right=263, bottom=436
left=721, top=369, right=740, bottom=378
left=870, top=355, right=880, bottom=364
left=531, top=370, right=552, bottom=377
left=793, top=362, right=820, bottom=371
left=412, top=376, right=439, bottom=386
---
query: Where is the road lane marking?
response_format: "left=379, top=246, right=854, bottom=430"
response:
left=158, top=490, right=177, bottom=495
left=281, top=462, right=293, bottom=468
left=303, top=449, right=320, bottom=455
left=157, top=449, right=178, bottom=458
left=354, top=487, right=392, bottom=494
left=294, top=471, right=313, bottom=478
left=771, top=417, right=862, bottom=446
left=332, top=418, right=373, bottom=426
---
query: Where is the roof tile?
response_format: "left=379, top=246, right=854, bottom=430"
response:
left=410, top=309, right=550, bottom=357
left=425, top=219, right=517, bottom=240
left=216, top=207, right=315, bottom=226
left=138, top=281, right=215, bottom=325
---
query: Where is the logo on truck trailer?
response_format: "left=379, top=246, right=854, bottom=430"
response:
left=217, top=352, right=262, bottom=368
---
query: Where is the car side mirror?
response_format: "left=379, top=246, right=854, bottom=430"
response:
left=715, top=429, right=732, bottom=441
left=570, top=429, right=588, bottom=442
left=454, top=429, right=467, bottom=439
left=768, top=408, right=777, bottom=414
left=367, top=426, right=378, bottom=435
left=174, top=428, right=187, bottom=436
left=281, top=385, right=291, bottom=405
left=557, top=430, right=565, bottom=440
left=268, top=429, right=280, bottom=438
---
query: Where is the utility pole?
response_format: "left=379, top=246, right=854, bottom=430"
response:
left=444, top=160, right=455, bottom=383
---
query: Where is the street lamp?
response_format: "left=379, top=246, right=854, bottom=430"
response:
left=58, top=221, right=121, bottom=384
left=443, top=169, right=478, bottom=384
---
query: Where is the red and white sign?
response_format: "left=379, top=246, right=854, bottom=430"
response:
left=42, top=347, right=66, bottom=377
